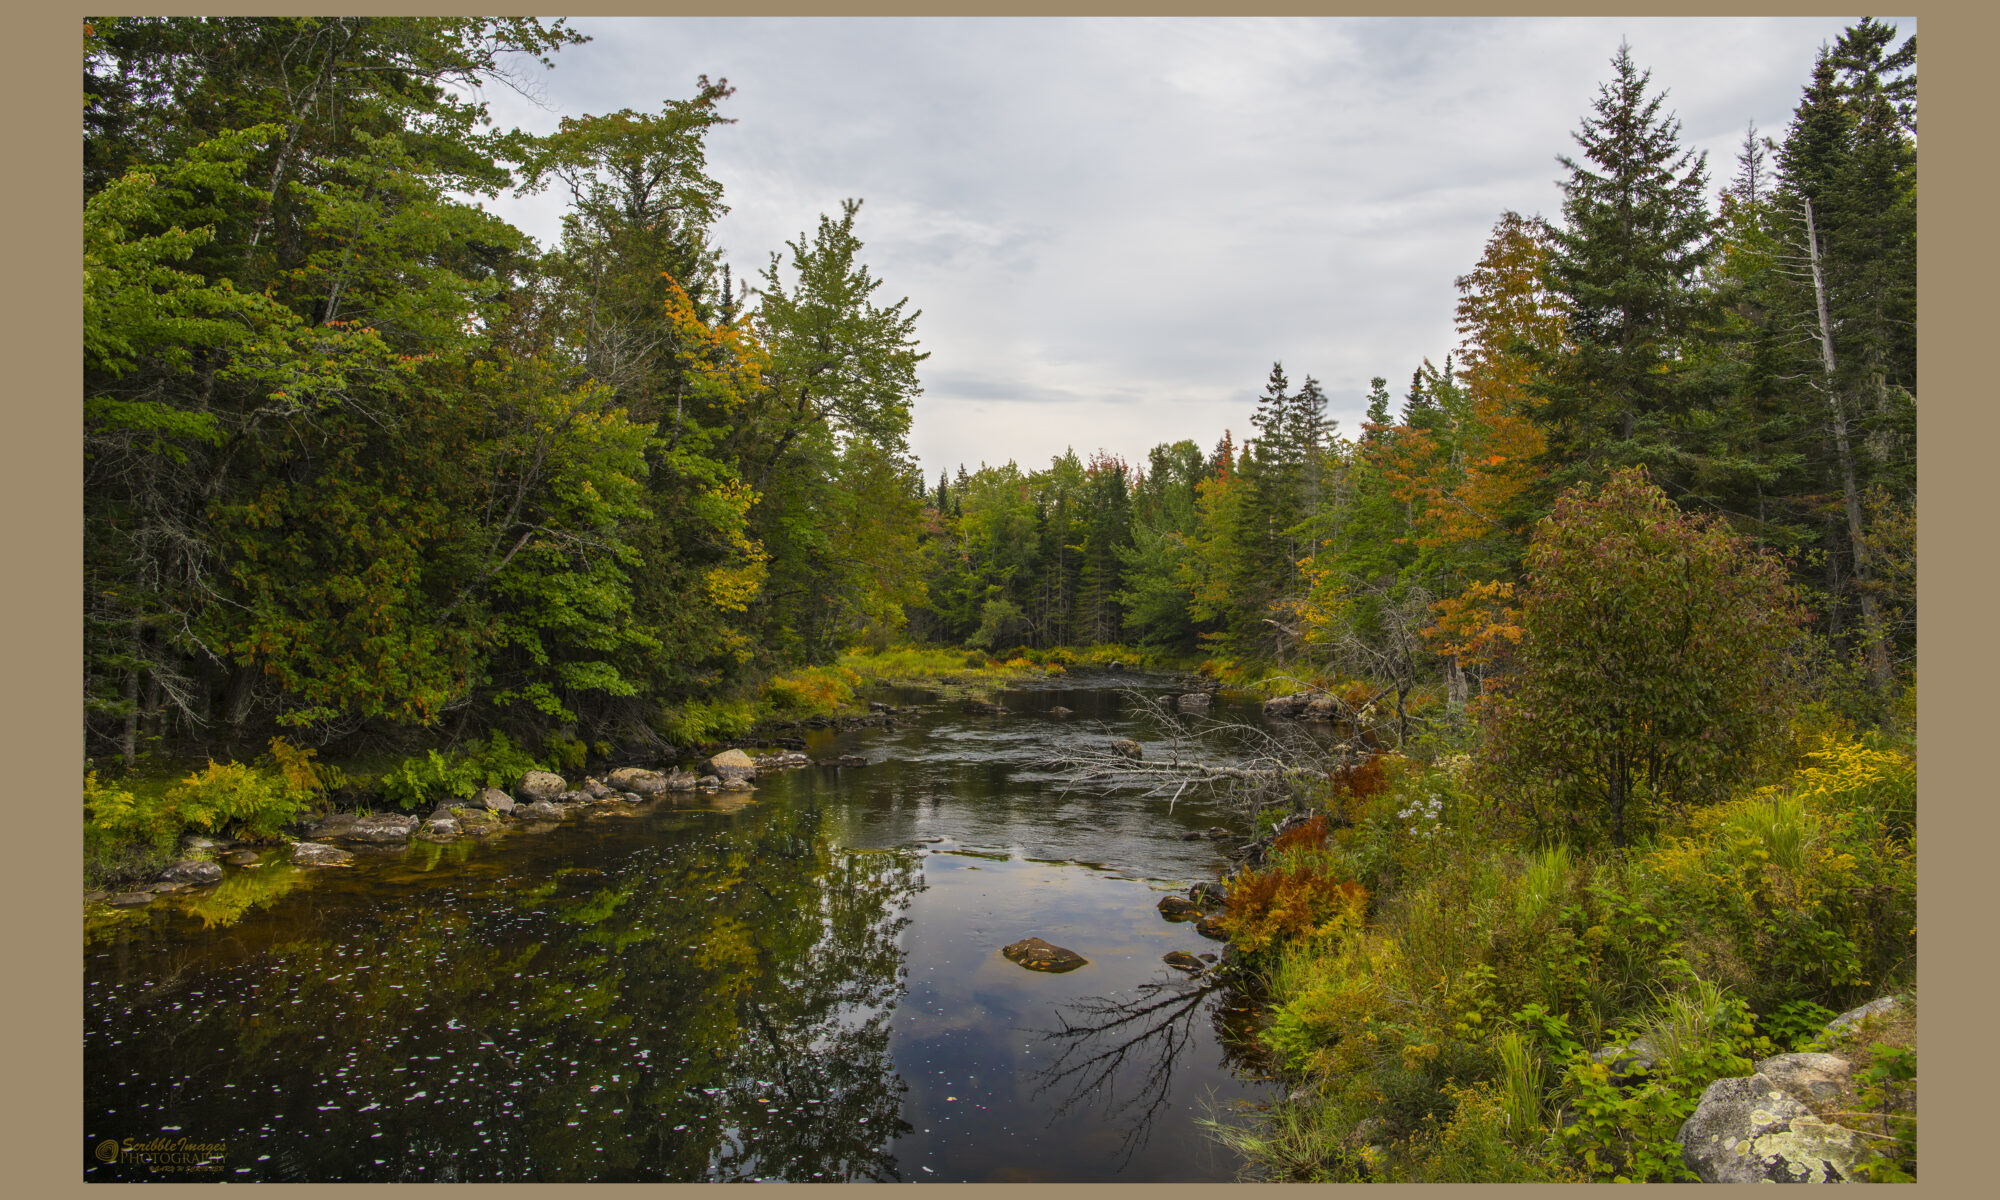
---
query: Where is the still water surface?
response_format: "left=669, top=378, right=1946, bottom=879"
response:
left=83, top=673, right=1285, bottom=1181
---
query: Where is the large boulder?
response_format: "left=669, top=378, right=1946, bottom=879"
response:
left=468, top=788, right=515, bottom=815
left=516, top=770, right=568, bottom=802
left=1002, top=937, right=1088, bottom=973
left=1755, top=1052, right=1853, bottom=1108
left=607, top=767, right=669, bottom=795
left=289, top=841, right=353, bottom=867
left=1676, top=1074, right=1873, bottom=1183
left=702, top=749, right=757, bottom=783
left=156, top=859, right=224, bottom=886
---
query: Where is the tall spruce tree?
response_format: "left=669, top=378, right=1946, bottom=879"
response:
left=1530, top=41, right=1719, bottom=502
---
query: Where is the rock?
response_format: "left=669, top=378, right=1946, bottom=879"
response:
left=1589, top=1036, right=1660, bottom=1079
left=696, top=775, right=721, bottom=789
left=961, top=699, right=1007, bottom=716
left=1106, top=660, right=1124, bottom=672
left=289, top=841, right=353, bottom=867
left=1677, top=1073, right=1873, bottom=1183
left=1204, top=826, right=1234, bottom=840
left=750, top=750, right=812, bottom=772
left=181, top=835, right=234, bottom=854
left=1179, top=830, right=1208, bottom=841
left=517, top=800, right=559, bottom=818
left=468, top=788, right=515, bottom=815
left=343, top=813, right=418, bottom=844
left=1163, top=950, right=1204, bottom=972
left=309, top=813, right=359, bottom=840
left=719, top=776, right=755, bottom=792
left=83, top=890, right=108, bottom=903
left=1110, top=738, right=1143, bottom=761
left=156, top=859, right=224, bottom=886
left=1262, top=693, right=1311, bottom=719
left=1755, top=1052, right=1853, bottom=1108
left=1198, top=952, right=1218, bottom=964
left=1002, top=937, right=1088, bottom=973
left=701, top=749, right=757, bottom=783
left=557, top=789, right=595, bottom=805
left=1343, top=1116, right=1389, bottom=1151
left=415, top=818, right=460, bottom=844
left=223, top=850, right=260, bottom=866
left=581, top=776, right=614, bottom=799
left=150, top=881, right=191, bottom=894
left=1188, top=881, right=1227, bottom=910
left=619, top=792, right=643, bottom=803
left=515, top=770, right=568, bottom=802
left=1048, top=706, right=1074, bottom=718
left=1157, top=894, right=1200, bottom=920
left=869, top=701, right=892, bottom=712
left=607, top=767, right=669, bottom=795
left=1824, top=995, right=1905, bottom=1037
left=108, top=892, right=155, bottom=907
left=1304, top=696, right=1343, bottom=721
left=1195, top=915, right=1228, bottom=941
left=456, top=810, right=501, bottom=836
left=666, top=769, right=699, bottom=792
left=1177, top=692, right=1212, bottom=712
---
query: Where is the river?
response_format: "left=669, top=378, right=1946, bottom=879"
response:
left=83, top=671, right=1295, bottom=1182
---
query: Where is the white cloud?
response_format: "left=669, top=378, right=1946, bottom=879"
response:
left=467, top=15, right=1911, bottom=477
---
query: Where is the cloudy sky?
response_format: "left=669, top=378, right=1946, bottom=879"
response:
left=470, top=16, right=1910, bottom=480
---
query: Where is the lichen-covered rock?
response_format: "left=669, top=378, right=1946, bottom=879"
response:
left=289, top=841, right=353, bottom=867
left=1677, top=1073, right=1873, bottom=1183
left=701, top=749, right=757, bottom=783
left=1001, top=937, right=1088, bottom=973
left=515, top=770, right=568, bottom=802
left=1157, top=894, right=1199, bottom=920
left=468, top=788, right=515, bottom=815
left=1110, top=738, right=1143, bottom=761
left=157, top=859, right=224, bottom=886
left=1755, top=1052, right=1853, bottom=1108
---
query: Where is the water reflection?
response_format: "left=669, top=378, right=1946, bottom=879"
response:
left=85, top=801, right=921, bottom=1181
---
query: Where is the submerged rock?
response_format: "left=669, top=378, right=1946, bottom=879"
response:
left=1195, top=916, right=1228, bottom=941
left=415, top=818, right=460, bottom=844
left=1163, top=951, right=1204, bottom=972
left=222, top=850, right=260, bottom=867
left=108, top=892, right=156, bottom=907
left=1048, top=706, right=1074, bottom=718
left=1110, top=738, right=1143, bottom=761
left=816, top=754, right=867, bottom=769
left=1001, top=937, right=1088, bottom=973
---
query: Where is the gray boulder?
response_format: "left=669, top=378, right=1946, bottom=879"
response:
left=344, top=813, right=418, bottom=844
left=581, top=776, right=615, bottom=799
left=415, top=818, right=460, bottom=844
left=515, top=770, right=568, bottom=802
left=1110, top=738, right=1143, bottom=761
left=468, top=787, right=515, bottom=815
left=108, top=892, right=156, bottom=906
left=665, top=768, right=699, bottom=792
left=520, top=799, right=561, bottom=819
left=1825, top=995, right=1905, bottom=1038
left=1177, top=692, right=1212, bottom=712
left=289, top=841, right=353, bottom=867
left=607, top=767, right=669, bottom=795
left=309, top=813, right=359, bottom=840
left=1677, top=1074, right=1873, bottom=1183
left=1262, top=693, right=1311, bottom=719
left=1755, top=1052, right=1853, bottom=1108
left=156, top=859, right=224, bottom=886
left=701, top=749, right=757, bottom=783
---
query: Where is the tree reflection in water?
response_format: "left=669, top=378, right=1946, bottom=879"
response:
left=1029, top=971, right=1271, bottom=1169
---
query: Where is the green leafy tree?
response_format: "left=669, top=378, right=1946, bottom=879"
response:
left=1481, top=469, right=1808, bottom=848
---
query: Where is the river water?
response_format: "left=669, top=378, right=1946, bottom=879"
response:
left=83, top=671, right=1292, bottom=1182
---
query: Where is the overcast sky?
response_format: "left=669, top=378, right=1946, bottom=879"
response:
left=470, top=16, right=1911, bottom=481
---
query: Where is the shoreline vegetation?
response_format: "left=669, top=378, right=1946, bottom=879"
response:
left=84, top=16, right=1916, bottom=1184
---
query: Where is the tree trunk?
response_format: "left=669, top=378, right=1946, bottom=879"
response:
left=1804, top=198, right=1895, bottom=696
left=1446, top=653, right=1467, bottom=714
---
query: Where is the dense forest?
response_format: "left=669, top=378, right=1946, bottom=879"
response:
left=84, top=17, right=1914, bottom=768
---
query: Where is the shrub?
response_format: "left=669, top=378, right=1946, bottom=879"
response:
left=379, top=731, right=546, bottom=810
left=1223, top=863, right=1369, bottom=956
left=160, top=759, right=307, bottom=841
left=1480, top=468, right=1808, bottom=848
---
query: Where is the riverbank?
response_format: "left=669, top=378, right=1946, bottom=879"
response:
left=1197, top=718, right=1918, bottom=1182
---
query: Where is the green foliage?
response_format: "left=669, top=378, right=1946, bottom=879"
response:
left=1482, top=468, right=1808, bottom=848
left=1850, top=1042, right=1917, bottom=1181
left=378, top=731, right=545, bottom=811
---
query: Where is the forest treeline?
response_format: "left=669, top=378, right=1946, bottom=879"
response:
left=84, top=17, right=1914, bottom=770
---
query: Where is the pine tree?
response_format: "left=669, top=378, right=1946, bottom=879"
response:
left=1530, top=41, right=1719, bottom=500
